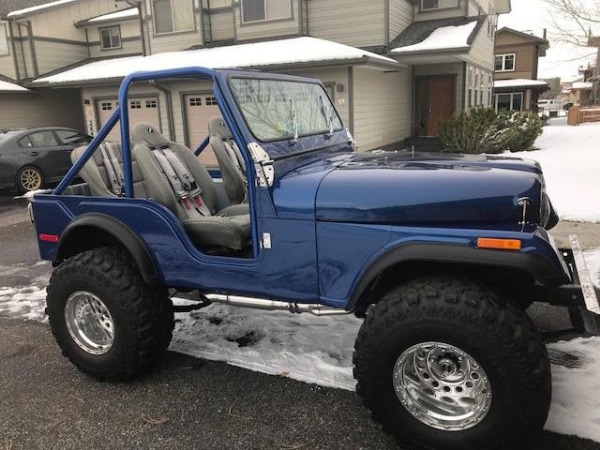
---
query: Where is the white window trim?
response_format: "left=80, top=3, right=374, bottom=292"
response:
left=240, top=0, right=293, bottom=24
left=152, top=0, right=195, bottom=35
left=420, top=0, right=460, bottom=12
left=99, top=26, right=121, bottom=51
left=0, top=23, right=9, bottom=56
left=495, top=92, right=523, bottom=111
left=495, top=53, right=516, bottom=72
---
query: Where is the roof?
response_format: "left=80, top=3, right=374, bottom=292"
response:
left=390, top=17, right=484, bottom=55
left=6, top=0, right=78, bottom=18
left=496, top=27, right=550, bottom=55
left=0, top=0, right=55, bottom=17
left=32, top=36, right=399, bottom=86
left=494, top=79, right=549, bottom=89
left=75, top=7, right=138, bottom=28
left=572, top=81, right=594, bottom=90
left=0, top=79, right=29, bottom=92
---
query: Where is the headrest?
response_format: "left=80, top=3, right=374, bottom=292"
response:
left=208, top=116, right=232, bottom=140
left=131, top=122, right=170, bottom=149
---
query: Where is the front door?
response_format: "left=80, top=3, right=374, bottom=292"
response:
left=417, top=76, right=455, bottom=136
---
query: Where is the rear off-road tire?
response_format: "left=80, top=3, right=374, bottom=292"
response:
left=46, top=246, right=174, bottom=380
left=353, top=276, right=551, bottom=450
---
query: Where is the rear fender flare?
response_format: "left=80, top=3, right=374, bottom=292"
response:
left=54, top=213, right=161, bottom=285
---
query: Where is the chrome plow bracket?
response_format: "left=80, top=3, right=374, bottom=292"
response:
left=569, top=234, right=600, bottom=315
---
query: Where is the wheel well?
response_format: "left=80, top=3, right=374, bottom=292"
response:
left=55, top=216, right=161, bottom=286
left=352, top=261, right=535, bottom=317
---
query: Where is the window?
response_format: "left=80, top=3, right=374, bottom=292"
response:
left=495, top=92, right=523, bottom=111
left=130, top=100, right=142, bottom=109
left=19, top=131, right=59, bottom=148
left=101, top=102, right=112, bottom=111
left=100, top=27, right=121, bottom=50
left=189, top=97, right=202, bottom=106
left=146, top=100, right=157, bottom=108
left=153, top=0, right=194, bottom=34
left=229, top=78, right=343, bottom=142
left=241, top=0, right=292, bottom=23
left=495, top=54, right=515, bottom=72
left=0, top=23, right=9, bottom=56
left=55, top=130, right=90, bottom=145
left=421, top=0, right=460, bottom=11
left=205, top=96, right=217, bottom=105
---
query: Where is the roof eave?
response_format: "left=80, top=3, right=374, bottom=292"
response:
left=75, top=15, right=139, bottom=28
left=391, top=46, right=470, bottom=57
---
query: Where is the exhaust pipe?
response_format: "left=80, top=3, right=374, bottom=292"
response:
left=204, top=293, right=350, bottom=316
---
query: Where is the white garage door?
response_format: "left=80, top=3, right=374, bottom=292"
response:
left=96, top=97, right=161, bottom=142
left=184, top=94, right=221, bottom=168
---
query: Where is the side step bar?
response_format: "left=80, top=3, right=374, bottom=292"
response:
left=204, top=293, right=350, bottom=316
left=569, top=235, right=600, bottom=314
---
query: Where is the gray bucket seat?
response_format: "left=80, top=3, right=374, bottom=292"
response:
left=71, top=128, right=250, bottom=251
left=208, top=116, right=247, bottom=205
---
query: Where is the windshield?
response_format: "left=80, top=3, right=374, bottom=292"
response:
left=229, top=77, right=343, bottom=142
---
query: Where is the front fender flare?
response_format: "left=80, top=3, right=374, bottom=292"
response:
left=55, top=213, right=161, bottom=285
left=345, top=242, right=565, bottom=311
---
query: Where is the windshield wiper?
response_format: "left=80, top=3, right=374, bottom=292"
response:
left=318, top=96, right=334, bottom=138
left=290, top=98, right=299, bottom=144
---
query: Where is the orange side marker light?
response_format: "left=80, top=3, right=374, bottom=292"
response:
left=477, top=238, right=522, bottom=251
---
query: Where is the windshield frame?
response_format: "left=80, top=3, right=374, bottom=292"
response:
left=227, top=74, right=344, bottom=144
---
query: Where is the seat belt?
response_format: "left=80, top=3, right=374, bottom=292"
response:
left=105, top=142, right=125, bottom=189
left=157, top=147, right=213, bottom=216
left=99, top=143, right=122, bottom=196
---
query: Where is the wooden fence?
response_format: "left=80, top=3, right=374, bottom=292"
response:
left=568, top=106, right=600, bottom=126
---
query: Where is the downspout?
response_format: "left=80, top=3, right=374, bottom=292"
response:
left=126, top=0, right=146, bottom=55
left=16, top=21, right=29, bottom=78
left=150, top=81, right=175, bottom=140
left=8, top=20, right=20, bottom=80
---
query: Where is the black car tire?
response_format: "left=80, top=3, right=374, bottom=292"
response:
left=353, top=275, right=551, bottom=450
left=16, top=165, right=44, bottom=193
left=46, top=246, right=174, bottom=381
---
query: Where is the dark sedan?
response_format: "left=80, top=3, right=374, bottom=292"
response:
left=0, top=127, right=91, bottom=193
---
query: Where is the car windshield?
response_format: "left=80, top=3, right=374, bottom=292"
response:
left=228, top=77, right=343, bottom=142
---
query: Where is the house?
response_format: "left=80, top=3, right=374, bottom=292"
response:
left=1, top=0, right=511, bottom=159
left=493, top=27, right=549, bottom=112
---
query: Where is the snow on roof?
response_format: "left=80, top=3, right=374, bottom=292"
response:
left=391, top=21, right=477, bottom=54
left=0, top=79, right=29, bottom=92
left=7, top=0, right=77, bottom=17
left=33, top=37, right=398, bottom=85
left=85, top=7, right=138, bottom=24
left=494, top=79, right=548, bottom=88
left=572, top=81, right=594, bottom=90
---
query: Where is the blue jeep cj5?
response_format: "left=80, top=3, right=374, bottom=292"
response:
left=29, top=67, right=599, bottom=450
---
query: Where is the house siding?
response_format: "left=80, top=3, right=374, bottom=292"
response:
left=34, top=40, right=89, bottom=75
left=209, top=9, right=234, bottom=42
left=414, top=2, right=465, bottom=22
left=0, top=89, right=84, bottom=130
left=353, top=67, right=412, bottom=151
left=234, top=0, right=300, bottom=42
left=464, top=18, right=494, bottom=71
left=307, top=0, right=385, bottom=47
left=389, top=0, right=413, bottom=41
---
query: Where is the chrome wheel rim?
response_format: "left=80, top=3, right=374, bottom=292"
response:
left=393, top=341, right=492, bottom=431
left=20, top=168, right=42, bottom=191
left=65, top=291, right=115, bottom=355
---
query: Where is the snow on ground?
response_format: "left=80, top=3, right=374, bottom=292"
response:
left=511, top=119, right=600, bottom=223
left=1, top=250, right=600, bottom=440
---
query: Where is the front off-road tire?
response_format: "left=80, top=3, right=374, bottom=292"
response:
left=354, top=276, right=551, bottom=450
left=47, top=246, right=174, bottom=380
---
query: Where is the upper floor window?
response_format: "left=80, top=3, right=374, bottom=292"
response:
left=153, top=0, right=194, bottom=34
left=0, top=23, right=9, bottom=56
left=421, top=0, right=460, bottom=11
left=241, top=0, right=292, bottom=23
left=100, top=27, right=121, bottom=50
left=495, top=53, right=515, bottom=72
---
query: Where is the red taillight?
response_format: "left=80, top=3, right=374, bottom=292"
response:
left=39, top=234, right=59, bottom=243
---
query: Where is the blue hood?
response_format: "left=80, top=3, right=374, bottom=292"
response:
left=311, top=150, right=545, bottom=228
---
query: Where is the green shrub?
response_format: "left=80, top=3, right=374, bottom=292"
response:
left=438, top=107, right=543, bottom=154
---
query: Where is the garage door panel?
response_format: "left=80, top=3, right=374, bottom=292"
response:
left=185, top=94, right=221, bottom=168
left=96, top=97, right=160, bottom=143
